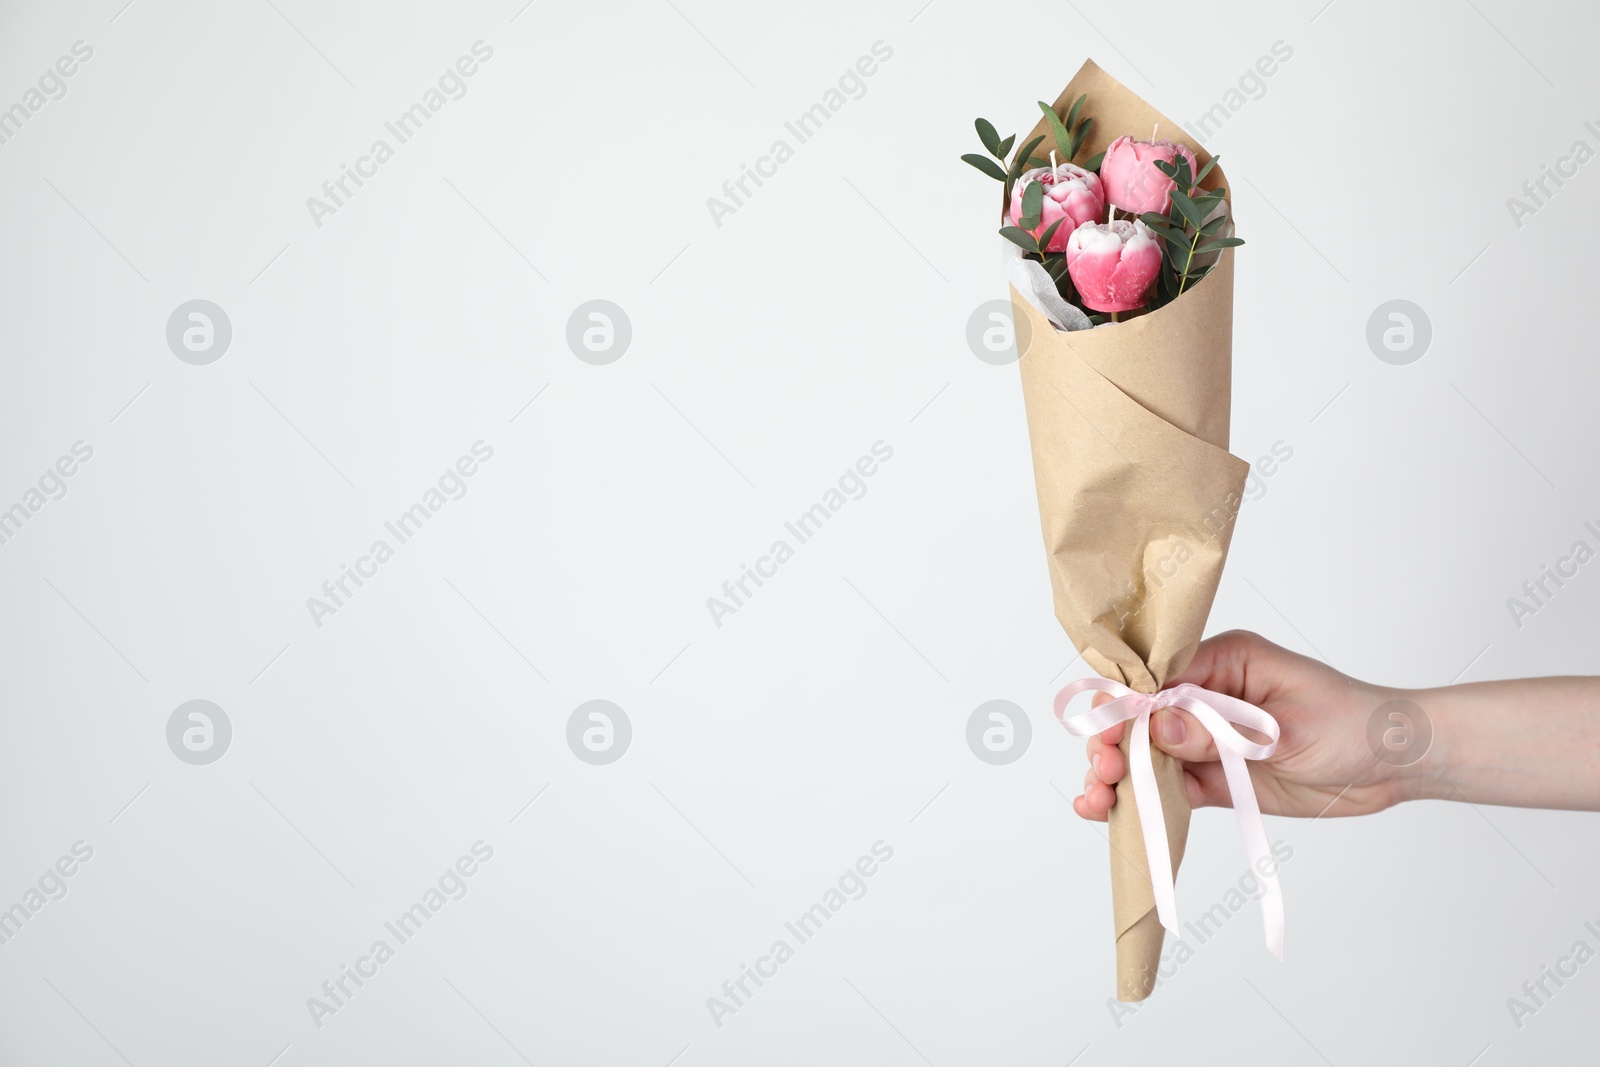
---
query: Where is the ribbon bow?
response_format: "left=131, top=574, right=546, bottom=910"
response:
left=1055, top=678, right=1285, bottom=959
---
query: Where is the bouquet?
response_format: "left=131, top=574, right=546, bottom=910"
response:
left=964, top=59, right=1282, bottom=1001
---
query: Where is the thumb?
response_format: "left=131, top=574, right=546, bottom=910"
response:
left=1149, top=707, right=1218, bottom=764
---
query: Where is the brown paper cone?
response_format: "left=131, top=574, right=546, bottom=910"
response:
left=1010, top=60, right=1250, bottom=1001
left=1110, top=743, right=1189, bottom=1000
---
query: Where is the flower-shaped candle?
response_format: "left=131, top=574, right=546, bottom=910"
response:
left=1065, top=219, right=1162, bottom=313
left=1099, top=136, right=1199, bottom=215
left=1008, top=163, right=1105, bottom=252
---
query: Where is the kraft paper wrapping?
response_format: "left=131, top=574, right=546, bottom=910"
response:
left=1010, top=60, right=1250, bottom=1001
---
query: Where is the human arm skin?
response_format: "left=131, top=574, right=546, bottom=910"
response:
left=1402, top=675, right=1600, bottom=809
left=1072, top=630, right=1600, bottom=821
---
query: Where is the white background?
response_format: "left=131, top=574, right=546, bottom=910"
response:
left=1, top=0, right=1597, bottom=1064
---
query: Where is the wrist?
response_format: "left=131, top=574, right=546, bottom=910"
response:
left=1375, top=686, right=1457, bottom=805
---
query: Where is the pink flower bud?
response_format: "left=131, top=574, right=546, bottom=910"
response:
left=1099, top=136, right=1199, bottom=215
left=1064, top=220, right=1163, bottom=313
left=1008, top=164, right=1105, bottom=252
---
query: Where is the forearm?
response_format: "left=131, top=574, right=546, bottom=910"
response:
left=1396, top=677, right=1600, bottom=810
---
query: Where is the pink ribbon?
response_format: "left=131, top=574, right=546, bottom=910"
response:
left=1055, top=678, right=1285, bottom=959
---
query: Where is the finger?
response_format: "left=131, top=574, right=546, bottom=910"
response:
left=1086, top=737, right=1125, bottom=785
left=1170, top=630, right=1266, bottom=696
left=1149, top=707, right=1219, bottom=763
left=1082, top=777, right=1116, bottom=819
left=1182, top=760, right=1231, bottom=809
left=1071, top=792, right=1108, bottom=823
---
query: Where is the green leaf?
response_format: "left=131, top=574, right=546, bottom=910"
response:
left=999, top=226, right=1039, bottom=253
left=975, top=118, right=1001, bottom=157
left=1037, top=217, right=1067, bottom=250
left=1193, top=156, right=1219, bottom=187
left=1172, top=153, right=1193, bottom=192
left=1145, top=259, right=1168, bottom=307
left=1154, top=159, right=1177, bottom=179
left=1027, top=156, right=1051, bottom=167
left=1005, top=135, right=1046, bottom=205
left=1170, top=190, right=1206, bottom=229
left=1070, top=117, right=1093, bottom=160
left=961, top=153, right=1008, bottom=182
left=1178, top=267, right=1210, bottom=295
left=1199, top=216, right=1229, bottom=236
left=1195, top=237, right=1245, bottom=253
left=1143, top=222, right=1189, bottom=245
left=997, top=133, right=1015, bottom=159
left=1064, top=94, right=1087, bottom=138
left=1020, top=180, right=1045, bottom=229
left=1082, top=150, right=1105, bottom=172
left=1037, top=101, right=1074, bottom=161
left=1009, top=135, right=1046, bottom=178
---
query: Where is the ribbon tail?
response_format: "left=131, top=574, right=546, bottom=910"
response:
left=1217, top=748, right=1285, bottom=959
left=1126, top=707, right=1179, bottom=935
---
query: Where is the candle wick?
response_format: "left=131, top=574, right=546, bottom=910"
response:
left=1050, top=149, right=1058, bottom=174
left=1152, top=122, right=1159, bottom=141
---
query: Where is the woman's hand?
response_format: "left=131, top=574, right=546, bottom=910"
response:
left=1072, top=630, right=1403, bottom=821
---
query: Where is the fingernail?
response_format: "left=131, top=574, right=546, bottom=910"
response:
left=1091, top=752, right=1101, bottom=775
left=1162, top=711, right=1185, bottom=745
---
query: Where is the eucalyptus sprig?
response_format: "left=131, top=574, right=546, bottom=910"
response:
left=961, top=117, right=1049, bottom=208
left=968, top=119, right=1063, bottom=282
left=1037, top=95, right=1098, bottom=169
left=960, top=100, right=1109, bottom=310
left=1137, top=153, right=1243, bottom=308
left=998, top=223, right=1075, bottom=298
left=960, top=118, right=1013, bottom=181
